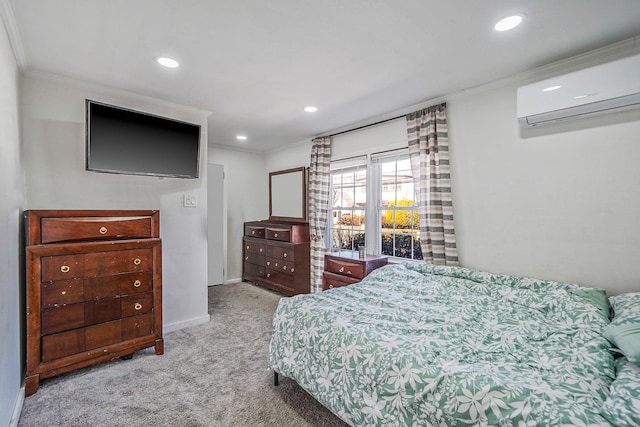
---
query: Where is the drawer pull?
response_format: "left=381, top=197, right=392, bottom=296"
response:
left=274, top=233, right=278, bottom=238
left=283, top=253, right=287, bottom=258
left=259, top=248, right=263, bottom=253
left=329, top=284, right=334, bottom=289
left=266, top=261, right=270, bottom=266
left=133, top=258, right=141, bottom=265
left=133, top=280, right=141, bottom=288
left=61, top=290, right=67, bottom=295
left=267, top=273, right=271, bottom=278
left=245, top=256, right=249, bottom=261
left=291, top=268, right=294, bottom=273
left=252, top=230, right=256, bottom=235
left=134, top=302, right=142, bottom=310
left=283, top=265, right=287, bottom=270
left=339, top=267, right=344, bottom=273
left=99, top=226, right=108, bottom=235
left=60, top=265, right=70, bottom=273
left=246, top=245, right=250, bottom=250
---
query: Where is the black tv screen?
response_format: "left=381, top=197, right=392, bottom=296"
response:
left=86, top=100, right=201, bottom=178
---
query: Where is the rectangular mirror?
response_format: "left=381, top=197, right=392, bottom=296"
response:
left=269, top=167, right=307, bottom=222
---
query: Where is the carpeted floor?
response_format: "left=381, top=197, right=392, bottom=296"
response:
left=18, top=282, right=348, bottom=427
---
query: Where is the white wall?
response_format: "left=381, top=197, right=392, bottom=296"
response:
left=208, top=146, right=267, bottom=282
left=264, top=48, right=640, bottom=296
left=0, top=13, right=25, bottom=427
left=20, top=73, right=211, bottom=332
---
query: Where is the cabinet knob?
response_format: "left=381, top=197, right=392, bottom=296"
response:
left=133, top=258, right=142, bottom=265
left=266, top=261, right=270, bottom=266
left=259, top=248, right=263, bottom=252
left=283, top=253, right=287, bottom=258
left=329, top=284, right=334, bottom=289
left=267, top=273, right=271, bottom=278
left=283, top=265, right=287, bottom=271
left=133, top=280, right=141, bottom=288
left=339, top=267, right=344, bottom=273
left=252, top=230, right=256, bottom=234
left=274, top=233, right=278, bottom=238
left=246, top=245, right=250, bottom=250
left=245, top=256, right=249, bottom=261
left=99, top=226, right=108, bottom=235
left=60, top=265, right=70, bottom=273
left=134, top=302, right=142, bottom=310
left=291, top=268, right=294, bottom=273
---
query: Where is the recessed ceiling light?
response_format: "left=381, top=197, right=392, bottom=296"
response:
left=155, top=56, right=179, bottom=68
left=543, top=85, right=562, bottom=92
left=236, top=135, right=248, bottom=141
left=494, top=14, right=524, bottom=32
left=304, top=106, right=318, bottom=113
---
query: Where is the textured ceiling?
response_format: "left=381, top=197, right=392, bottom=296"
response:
left=6, top=0, right=640, bottom=151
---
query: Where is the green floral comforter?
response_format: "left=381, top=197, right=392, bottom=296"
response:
left=268, top=262, right=615, bottom=426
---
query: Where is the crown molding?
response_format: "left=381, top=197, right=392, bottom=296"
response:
left=0, top=0, right=26, bottom=69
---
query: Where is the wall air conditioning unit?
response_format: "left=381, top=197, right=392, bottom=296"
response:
left=517, top=53, right=640, bottom=127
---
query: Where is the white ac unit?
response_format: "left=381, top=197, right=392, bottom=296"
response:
left=517, top=53, right=640, bottom=127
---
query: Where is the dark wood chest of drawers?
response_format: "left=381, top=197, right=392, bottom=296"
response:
left=25, top=210, right=163, bottom=396
left=322, top=252, right=388, bottom=290
left=242, top=220, right=310, bottom=296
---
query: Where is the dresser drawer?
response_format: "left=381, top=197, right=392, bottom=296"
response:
left=264, top=258, right=294, bottom=274
left=40, top=216, right=153, bottom=244
left=271, top=245, right=293, bottom=261
left=244, top=225, right=265, bottom=238
left=325, top=257, right=366, bottom=279
left=322, top=272, right=360, bottom=290
left=244, top=240, right=266, bottom=255
left=84, top=249, right=153, bottom=277
left=41, top=328, right=85, bottom=362
left=42, top=279, right=84, bottom=308
left=41, top=304, right=85, bottom=335
left=85, top=320, right=123, bottom=351
left=265, top=269, right=295, bottom=286
left=122, top=313, right=153, bottom=340
left=121, top=292, right=153, bottom=318
left=41, top=254, right=85, bottom=282
left=266, top=227, right=291, bottom=242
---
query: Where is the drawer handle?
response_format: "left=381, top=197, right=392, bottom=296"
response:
left=291, top=268, right=295, bottom=273
left=283, top=253, right=287, bottom=258
left=274, top=233, right=278, bottom=238
left=133, top=258, right=141, bottom=265
left=267, top=273, right=271, bottom=278
left=283, top=265, right=287, bottom=271
left=99, top=226, right=108, bottom=235
left=339, top=267, right=344, bottom=273
left=60, top=265, right=70, bottom=273
left=266, top=261, right=270, bottom=266
left=252, top=230, right=256, bottom=235
left=245, top=256, right=249, bottom=261
left=133, top=280, right=141, bottom=288
left=329, top=284, right=334, bottom=289
left=134, top=302, right=142, bottom=310
left=259, top=248, right=263, bottom=252
left=246, top=245, right=250, bottom=250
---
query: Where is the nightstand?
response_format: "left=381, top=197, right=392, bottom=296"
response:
left=322, top=252, right=388, bottom=291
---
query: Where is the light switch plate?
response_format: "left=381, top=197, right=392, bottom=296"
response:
left=183, top=194, right=198, bottom=207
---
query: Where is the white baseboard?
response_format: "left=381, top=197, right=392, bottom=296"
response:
left=224, top=278, right=242, bottom=284
left=9, top=385, right=24, bottom=427
left=164, top=314, right=210, bottom=333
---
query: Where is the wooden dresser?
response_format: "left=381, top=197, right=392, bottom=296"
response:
left=323, top=252, right=388, bottom=290
left=25, top=210, right=163, bottom=396
left=242, top=220, right=310, bottom=296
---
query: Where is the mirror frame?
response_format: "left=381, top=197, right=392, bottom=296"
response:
left=269, top=167, right=308, bottom=222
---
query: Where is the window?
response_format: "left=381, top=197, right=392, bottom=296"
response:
left=326, top=149, right=422, bottom=261
left=376, top=155, right=422, bottom=260
left=328, top=159, right=367, bottom=252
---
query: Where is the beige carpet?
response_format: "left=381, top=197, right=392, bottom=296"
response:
left=18, top=282, right=348, bottom=427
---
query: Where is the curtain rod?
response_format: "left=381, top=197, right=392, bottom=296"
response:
left=317, top=102, right=446, bottom=139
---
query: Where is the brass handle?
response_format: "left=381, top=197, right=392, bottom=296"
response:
left=252, top=230, right=256, bottom=235
left=99, top=226, right=108, bottom=235
left=259, top=248, right=263, bottom=252
left=267, top=273, right=271, bottom=278
left=246, top=245, right=250, bottom=250
left=283, top=265, right=287, bottom=270
left=329, top=285, right=334, bottom=289
left=283, top=253, right=287, bottom=258
left=133, top=280, right=141, bottom=288
left=133, top=258, right=141, bottom=265
left=291, top=268, right=295, bottom=273
left=60, top=265, right=70, bottom=273
left=134, top=302, right=142, bottom=310
left=266, top=261, right=270, bottom=266
left=339, top=267, right=345, bottom=273
left=245, top=256, right=249, bottom=261
left=274, top=233, right=278, bottom=238
left=274, top=262, right=278, bottom=267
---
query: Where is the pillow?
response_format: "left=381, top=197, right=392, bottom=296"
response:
left=600, top=357, right=640, bottom=426
left=569, top=287, right=610, bottom=319
left=604, top=293, right=640, bottom=364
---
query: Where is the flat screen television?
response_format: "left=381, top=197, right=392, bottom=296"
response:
left=86, top=100, right=201, bottom=179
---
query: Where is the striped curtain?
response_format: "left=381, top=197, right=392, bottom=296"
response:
left=406, top=104, right=459, bottom=266
left=308, top=137, right=332, bottom=293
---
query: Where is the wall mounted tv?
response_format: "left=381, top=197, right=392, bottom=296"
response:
left=86, top=100, right=201, bottom=179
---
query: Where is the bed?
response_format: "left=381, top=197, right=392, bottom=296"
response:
left=269, top=262, right=640, bottom=426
